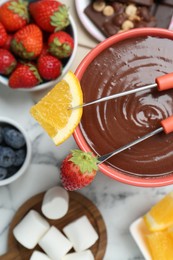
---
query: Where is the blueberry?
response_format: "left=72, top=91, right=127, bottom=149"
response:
left=0, top=167, right=7, bottom=180
left=0, top=145, right=15, bottom=168
left=7, top=166, right=19, bottom=178
left=4, top=127, right=26, bottom=149
left=14, top=149, right=26, bottom=166
left=0, top=127, right=3, bottom=144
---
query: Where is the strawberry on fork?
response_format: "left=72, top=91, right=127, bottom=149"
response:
left=60, top=150, right=99, bottom=191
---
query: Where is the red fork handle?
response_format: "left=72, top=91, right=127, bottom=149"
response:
left=161, top=115, right=173, bottom=134
left=156, top=72, right=173, bottom=91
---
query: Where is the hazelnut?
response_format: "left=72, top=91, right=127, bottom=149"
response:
left=128, top=14, right=141, bottom=22
left=93, top=1, right=106, bottom=12
left=125, top=4, right=137, bottom=17
left=122, top=20, right=134, bottom=30
left=103, top=5, right=114, bottom=16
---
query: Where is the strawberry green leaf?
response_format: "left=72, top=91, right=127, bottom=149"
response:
left=11, top=39, right=35, bottom=60
left=28, top=63, right=42, bottom=83
left=69, top=149, right=99, bottom=174
left=50, top=5, right=70, bottom=31
left=5, top=61, right=17, bottom=75
left=8, top=0, right=29, bottom=21
left=49, top=39, right=72, bottom=58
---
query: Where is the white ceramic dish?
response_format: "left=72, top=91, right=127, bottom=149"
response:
left=0, top=0, right=78, bottom=92
left=129, top=217, right=152, bottom=260
left=75, top=0, right=173, bottom=43
left=0, top=117, right=32, bottom=186
left=75, top=0, right=105, bottom=42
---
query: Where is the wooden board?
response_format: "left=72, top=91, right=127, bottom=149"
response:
left=2, top=191, right=107, bottom=260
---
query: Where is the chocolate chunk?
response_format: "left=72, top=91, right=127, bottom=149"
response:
left=92, top=0, right=153, bottom=6
left=135, top=16, right=156, bottom=28
left=137, top=7, right=152, bottom=21
left=112, top=2, right=125, bottom=13
left=153, top=4, right=173, bottom=28
left=84, top=4, right=114, bottom=35
left=155, top=0, right=173, bottom=6
left=113, top=13, right=127, bottom=26
left=102, top=22, right=119, bottom=36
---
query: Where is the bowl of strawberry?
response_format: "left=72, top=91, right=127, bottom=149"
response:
left=0, top=0, right=77, bottom=91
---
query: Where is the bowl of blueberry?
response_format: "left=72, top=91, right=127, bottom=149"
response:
left=0, top=117, right=32, bottom=185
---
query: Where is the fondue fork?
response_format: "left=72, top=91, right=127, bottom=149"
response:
left=71, top=72, right=173, bottom=110
left=98, top=115, right=173, bottom=163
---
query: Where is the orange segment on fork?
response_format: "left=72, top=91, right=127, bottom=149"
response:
left=30, top=71, right=83, bottom=145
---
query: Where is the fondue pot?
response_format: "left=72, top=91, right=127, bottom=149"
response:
left=74, top=28, right=173, bottom=187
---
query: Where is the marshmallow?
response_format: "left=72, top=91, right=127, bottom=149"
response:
left=30, top=250, right=51, bottom=260
left=62, top=250, right=94, bottom=260
left=63, top=215, right=99, bottom=252
left=13, top=210, right=50, bottom=249
left=38, top=226, right=73, bottom=260
left=41, top=186, right=69, bottom=219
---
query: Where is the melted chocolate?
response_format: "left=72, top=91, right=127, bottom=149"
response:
left=80, top=36, right=173, bottom=177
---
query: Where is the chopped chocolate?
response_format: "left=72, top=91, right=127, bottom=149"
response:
left=156, top=0, right=173, bottom=6
left=113, top=13, right=127, bottom=26
left=84, top=0, right=173, bottom=39
left=112, top=2, right=125, bottom=13
left=137, top=7, right=152, bottom=21
left=102, top=22, right=119, bottom=36
left=154, top=3, right=173, bottom=28
left=84, top=1, right=157, bottom=38
left=92, top=0, right=153, bottom=5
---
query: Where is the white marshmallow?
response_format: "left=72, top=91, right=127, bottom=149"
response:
left=13, top=210, right=50, bottom=249
left=63, top=215, right=99, bottom=252
left=38, top=226, right=72, bottom=260
left=41, top=186, right=69, bottom=219
left=62, top=250, right=94, bottom=260
left=30, top=250, right=51, bottom=260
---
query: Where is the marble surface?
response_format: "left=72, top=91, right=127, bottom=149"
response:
left=1, top=1, right=173, bottom=260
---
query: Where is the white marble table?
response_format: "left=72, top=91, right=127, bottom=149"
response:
left=1, top=1, right=173, bottom=260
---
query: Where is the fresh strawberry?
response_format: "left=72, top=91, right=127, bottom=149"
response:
left=0, top=49, right=17, bottom=75
left=0, top=0, right=29, bottom=32
left=3, top=34, right=13, bottom=50
left=9, top=62, right=42, bottom=88
left=29, top=0, right=69, bottom=32
left=11, top=24, right=43, bottom=60
left=0, top=22, right=7, bottom=47
left=37, top=54, right=62, bottom=80
left=48, top=31, right=74, bottom=58
left=40, top=42, right=49, bottom=57
left=60, top=150, right=98, bottom=191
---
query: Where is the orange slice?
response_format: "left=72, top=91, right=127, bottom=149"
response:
left=146, top=231, right=173, bottom=260
left=143, top=191, right=173, bottom=231
left=30, top=71, right=83, bottom=145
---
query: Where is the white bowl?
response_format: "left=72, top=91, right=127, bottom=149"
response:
left=0, top=0, right=78, bottom=92
left=129, top=217, right=152, bottom=260
left=0, top=117, right=32, bottom=186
